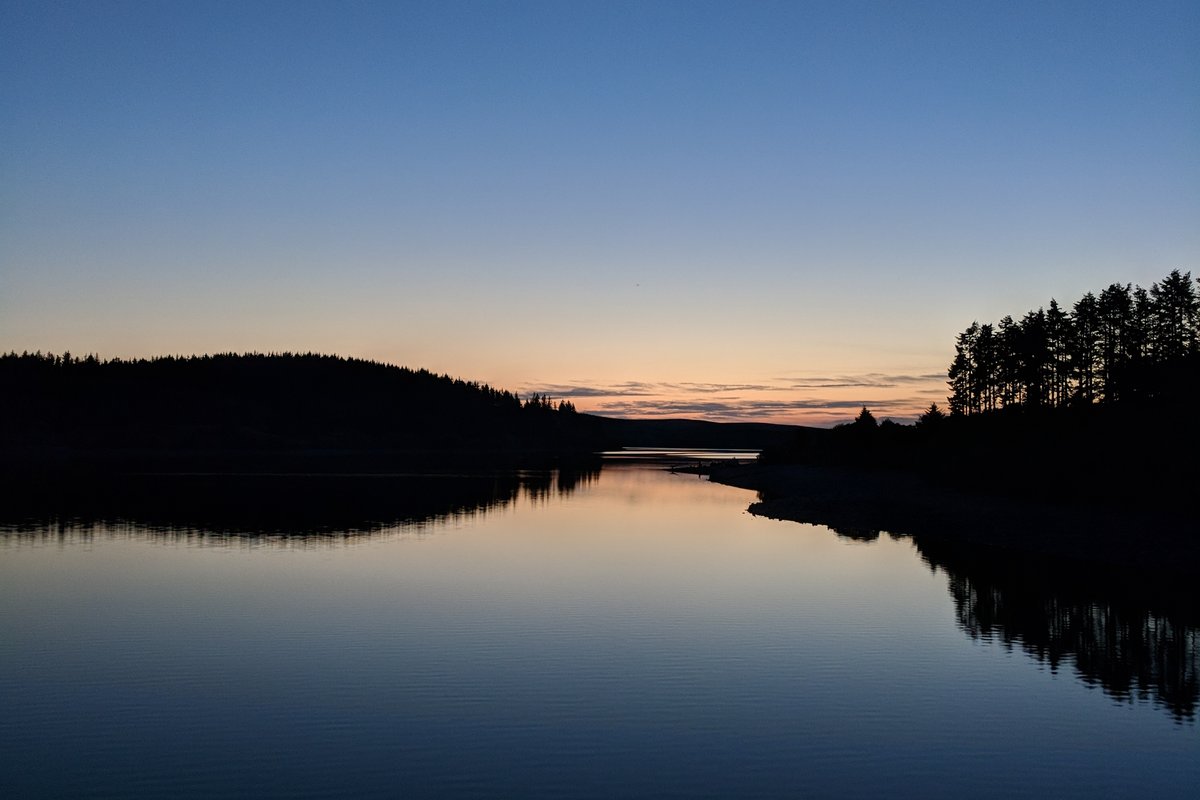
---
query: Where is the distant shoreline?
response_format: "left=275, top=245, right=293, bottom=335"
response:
left=706, top=462, right=1200, bottom=579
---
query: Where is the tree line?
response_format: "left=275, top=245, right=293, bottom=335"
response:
left=0, top=351, right=596, bottom=464
left=0, top=350, right=578, bottom=414
left=760, top=270, right=1199, bottom=514
left=947, top=270, right=1198, bottom=414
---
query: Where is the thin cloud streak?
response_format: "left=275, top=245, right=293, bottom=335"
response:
left=522, top=372, right=948, bottom=425
left=672, top=382, right=787, bottom=394
left=524, top=381, right=659, bottom=398
left=785, top=372, right=947, bottom=389
left=527, top=372, right=944, bottom=399
left=595, top=396, right=930, bottom=422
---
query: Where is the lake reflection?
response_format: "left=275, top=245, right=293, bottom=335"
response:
left=0, top=467, right=599, bottom=540
left=918, top=535, right=1199, bottom=723
left=0, top=463, right=1196, bottom=799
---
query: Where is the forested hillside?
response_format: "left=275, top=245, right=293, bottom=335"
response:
left=0, top=352, right=606, bottom=465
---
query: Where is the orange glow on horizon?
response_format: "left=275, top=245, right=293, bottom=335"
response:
left=528, top=376, right=950, bottom=428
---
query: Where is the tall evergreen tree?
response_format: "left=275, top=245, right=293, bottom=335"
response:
left=997, top=315, right=1022, bottom=408
left=1017, top=308, right=1049, bottom=408
left=1070, top=292, right=1101, bottom=405
left=1149, top=270, right=1198, bottom=362
left=975, top=323, right=999, bottom=412
left=1096, top=283, right=1133, bottom=402
left=948, top=322, right=979, bottom=415
left=1044, top=299, right=1072, bottom=408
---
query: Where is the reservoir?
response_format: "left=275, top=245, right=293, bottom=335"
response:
left=1, top=458, right=1195, bottom=798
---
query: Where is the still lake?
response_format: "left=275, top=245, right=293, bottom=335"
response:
left=1, top=457, right=1196, bottom=798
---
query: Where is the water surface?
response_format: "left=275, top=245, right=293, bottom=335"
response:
left=1, top=462, right=1195, bottom=798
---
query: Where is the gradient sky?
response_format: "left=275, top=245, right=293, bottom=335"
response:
left=3, top=1, right=1197, bottom=425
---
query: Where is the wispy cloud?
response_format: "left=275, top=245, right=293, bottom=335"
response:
left=524, top=381, right=658, bottom=398
left=525, top=373, right=944, bottom=399
left=669, top=382, right=788, bottom=394
left=595, top=396, right=928, bottom=421
left=521, top=373, right=947, bottom=425
left=784, top=372, right=946, bottom=389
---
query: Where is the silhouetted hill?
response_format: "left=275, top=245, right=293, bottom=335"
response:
left=0, top=352, right=608, bottom=468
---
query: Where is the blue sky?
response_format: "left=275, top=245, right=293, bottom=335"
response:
left=3, top=1, right=1197, bottom=424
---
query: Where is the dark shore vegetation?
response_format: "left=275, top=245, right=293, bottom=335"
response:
left=755, top=270, right=1199, bottom=511
left=717, top=270, right=1199, bottom=576
left=0, top=350, right=802, bottom=474
left=0, top=351, right=607, bottom=471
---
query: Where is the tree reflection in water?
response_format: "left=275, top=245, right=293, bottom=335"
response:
left=763, top=504, right=1197, bottom=725
left=0, top=466, right=601, bottom=543
left=917, top=534, right=1199, bottom=723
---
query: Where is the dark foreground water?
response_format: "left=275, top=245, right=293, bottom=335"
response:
left=1, top=461, right=1196, bottom=798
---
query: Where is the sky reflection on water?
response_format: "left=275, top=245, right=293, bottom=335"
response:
left=0, top=464, right=1195, bottom=799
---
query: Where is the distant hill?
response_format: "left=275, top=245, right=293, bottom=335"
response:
left=595, top=417, right=816, bottom=450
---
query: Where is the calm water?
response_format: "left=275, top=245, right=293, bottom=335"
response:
left=1, top=461, right=1195, bottom=798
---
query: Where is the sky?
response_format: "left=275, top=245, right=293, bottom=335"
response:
left=2, top=0, right=1197, bottom=425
